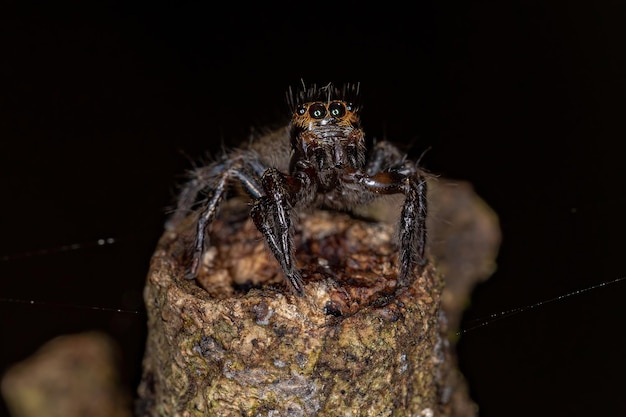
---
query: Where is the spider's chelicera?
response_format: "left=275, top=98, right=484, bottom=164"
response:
left=169, top=83, right=428, bottom=296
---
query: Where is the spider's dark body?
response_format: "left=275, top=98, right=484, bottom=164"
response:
left=169, top=83, right=428, bottom=296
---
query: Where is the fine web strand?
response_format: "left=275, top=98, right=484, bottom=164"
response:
left=457, top=276, right=626, bottom=336
left=0, top=297, right=144, bottom=315
left=1, top=237, right=117, bottom=262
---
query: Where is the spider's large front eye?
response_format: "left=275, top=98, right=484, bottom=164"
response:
left=328, top=101, right=346, bottom=118
left=309, top=103, right=326, bottom=119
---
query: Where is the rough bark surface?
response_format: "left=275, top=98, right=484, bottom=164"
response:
left=136, top=178, right=500, bottom=417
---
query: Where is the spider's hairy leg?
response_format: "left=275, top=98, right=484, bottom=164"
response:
left=397, top=174, right=428, bottom=287
left=186, top=170, right=229, bottom=280
left=251, top=168, right=305, bottom=296
left=167, top=164, right=226, bottom=229
left=179, top=156, right=265, bottom=281
left=357, top=140, right=429, bottom=288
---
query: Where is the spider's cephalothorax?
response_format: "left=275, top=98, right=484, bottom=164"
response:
left=290, top=97, right=365, bottom=193
left=170, top=83, right=428, bottom=296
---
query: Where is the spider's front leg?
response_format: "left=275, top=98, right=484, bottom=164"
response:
left=397, top=173, right=428, bottom=286
left=358, top=170, right=428, bottom=287
left=358, top=171, right=427, bottom=287
left=250, top=168, right=306, bottom=295
left=359, top=140, right=429, bottom=287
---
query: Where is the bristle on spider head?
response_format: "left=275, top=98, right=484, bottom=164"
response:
left=286, top=81, right=361, bottom=113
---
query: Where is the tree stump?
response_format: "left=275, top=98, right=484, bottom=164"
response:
left=136, top=178, right=497, bottom=416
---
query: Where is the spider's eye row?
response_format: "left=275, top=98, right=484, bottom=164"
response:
left=328, top=101, right=346, bottom=118
left=296, top=101, right=353, bottom=120
left=308, top=103, right=326, bottom=119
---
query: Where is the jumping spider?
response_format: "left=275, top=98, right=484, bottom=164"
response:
left=168, top=83, right=428, bottom=296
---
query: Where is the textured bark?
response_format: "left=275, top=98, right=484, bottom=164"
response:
left=136, top=178, right=500, bottom=417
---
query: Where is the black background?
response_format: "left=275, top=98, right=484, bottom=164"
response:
left=1, top=1, right=625, bottom=416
